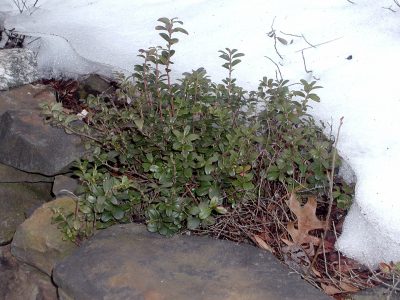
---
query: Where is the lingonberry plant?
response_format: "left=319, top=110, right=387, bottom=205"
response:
left=41, top=17, right=353, bottom=241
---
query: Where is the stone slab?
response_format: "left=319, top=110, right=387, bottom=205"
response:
left=53, top=223, right=330, bottom=300
left=0, top=84, right=85, bottom=175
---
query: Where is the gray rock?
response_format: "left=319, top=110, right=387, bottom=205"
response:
left=52, top=174, right=79, bottom=197
left=11, top=197, right=78, bottom=276
left=0, top=244, right=57, bottom=300
left=0, top=48, right=39, bottom=90
left=53, top=223, right=330, bottom=300
left=0, top=83, right=54, bottom=114
left=0, top=162, right=53, bottom=183
left=79, top=73, right=115, bottom=97
left=0, top=84, right=85, bottom=175
left=0, top=181, right=52, bottom=245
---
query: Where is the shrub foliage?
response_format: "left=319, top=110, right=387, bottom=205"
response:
left=41, top=17, right=352, bottom=241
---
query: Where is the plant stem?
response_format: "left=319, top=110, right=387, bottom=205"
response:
left=310, top=116, right=344, bottom=270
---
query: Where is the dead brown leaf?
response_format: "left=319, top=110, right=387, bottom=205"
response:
left=253, top=235, right=274, bottom=253
left=321, top=283, right=342, bottom=295
left=339, top=281, right=359, bottom=293
left=287, top=193, right=325, bottom=246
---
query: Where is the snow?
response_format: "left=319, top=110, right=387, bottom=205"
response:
left=2, top=0, right=400, bottom=267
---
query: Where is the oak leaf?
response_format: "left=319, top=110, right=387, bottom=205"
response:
left=287, top=193, right=325, bottom=246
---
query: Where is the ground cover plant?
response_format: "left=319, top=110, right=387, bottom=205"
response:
left=40, top=17, right=398, bottom=298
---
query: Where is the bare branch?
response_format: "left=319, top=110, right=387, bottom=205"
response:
left=382, top=5, right=397, bottom=12
left=265, top=56, right=283, bottom=81
left=301, top=34, right=316, bottom=48
left=280, top=31, right=302, bottom=38
left=301, top=50, right=312, bottom=73
left=279, top=30, right=302, bottom=37
left=296, top=36, right=343, bottom=53
left=268, top=17, right=284, bottom=60
left=310, top=117, right=344, bottom=270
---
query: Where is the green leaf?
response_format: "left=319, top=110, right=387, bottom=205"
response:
left=80, top=205, right=92, bottom=214
left=184, top=125, right=191, bottom=136
left=157, top=17, right=170, bottom=25
left=147, top=208, right=160, bottom=219
left=155, top=25, right=166, bottom=31
left=209, top=196, right=219, bottom=208
left=208, top=187, right=220, bottom=200
left=204, top=164, right=213, bottom=175
left=173, top=27, right=189, bottom=35
left=267, top=171, right=279, bottom=181
left=231, top=59, right=241, bottom=67
left=308, top=93, right=320, bottom=102
left=196, top=185, right=210, bottom=197
left=111, top=207, right=125, bottom=220
left=133, top=117, right=144, bottom=131
left=232, top=53, right=245, bottom=58
left=215, top=206, right=228, bottom=214
left=198, top=203, right=211, bottom=220
left=101, top=211, right=113, bottom=222
left=187, top=216, right=201, bottom=230
left=87, top=195, right=96, bottom=204
left=147, top=222, right=158, bottom=233
left=170, top=38, right=179, bottom=45
left=184, top=167, right=192, bottom=178
left=146, top=153, right=154, bottom=163
left=172, top=129, right=182, bottom=138
left=149, top=165, right=160, bottom=173
left=243, top=182, right=255, bottom=191
left=187, top=133, right=199, bottom=141
left=189, top=206, right=200, bottom=215
left=159, top=32, right=171, bottom=42
left=103, top=178, right=113, bottom=193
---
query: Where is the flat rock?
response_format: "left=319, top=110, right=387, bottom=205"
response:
left=0, top=181, right=52, bottom=245
left=53, top=224, right=329, bottom=300
left=11, top=197, right=78, bottom=276
left=0, top=244, right=57, bottom=300
left=0, top=84, right=85, bottom=175
left=0, top=48, right=39, bottom=90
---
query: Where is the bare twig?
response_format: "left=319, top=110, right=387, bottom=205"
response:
left=265, top=56, right=283, bottom=81
left=268, top=17, right=283, bottom=59
left=301, top=34, right=316, bottom=48
left=346, top=0, right=356, bottom=4
left=382, top=6, right=397, bottom=12
left=394, top=0, right=400, bottom=8
left=280, top=31, right=302, bottom=38
left=301, top=50, right=312, bottom=73
left=296, top=36, right=343, bottom=53
left=310, top=116, right=344, bottom=269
